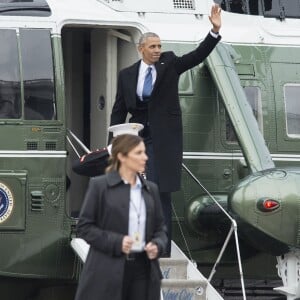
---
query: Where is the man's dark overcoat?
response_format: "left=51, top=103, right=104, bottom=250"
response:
left=110, top=33, right=221, bottom=192
left=74, top=171, right=167, bottom=300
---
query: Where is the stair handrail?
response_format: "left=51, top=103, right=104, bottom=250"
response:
left=66, top=128, right=91, bottom=158
left=182, top=162, right=247, bottom=300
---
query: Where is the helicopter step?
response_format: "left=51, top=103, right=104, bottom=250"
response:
left=160, top=257, right=208, bottom=299
left=161, top=278, right=207, bottom=300
left=159, top=241, right=224, bottom=300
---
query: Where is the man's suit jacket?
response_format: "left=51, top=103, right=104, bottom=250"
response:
left=110, top=33, right=221, bottom=192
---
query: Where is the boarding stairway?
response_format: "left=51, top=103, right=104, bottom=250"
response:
left=70, top=238, right=224, bottom=300
left=160, top=241, right=224, bottom=300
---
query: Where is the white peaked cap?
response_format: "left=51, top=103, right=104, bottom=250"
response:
left=108, top=123, right=144, bottom=137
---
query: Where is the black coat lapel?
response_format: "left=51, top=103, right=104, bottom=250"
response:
left=125, top=61, right=141, bottom=108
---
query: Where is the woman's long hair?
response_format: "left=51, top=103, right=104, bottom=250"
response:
left=106, top=134, right=143, bottom=172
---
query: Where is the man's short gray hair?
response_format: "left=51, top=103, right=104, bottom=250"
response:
left=138, top=32, right=160, bottom=46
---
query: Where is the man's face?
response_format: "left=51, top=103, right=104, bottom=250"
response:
left=138, top=37, right=161, bottom=65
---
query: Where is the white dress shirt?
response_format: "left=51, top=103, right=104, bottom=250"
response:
left=126, top=176, right=146, bottom=252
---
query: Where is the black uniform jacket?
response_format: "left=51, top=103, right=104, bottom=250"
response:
left=110, top=32, right=221, bottom=192
left=74, top=171, right=168, bottom=300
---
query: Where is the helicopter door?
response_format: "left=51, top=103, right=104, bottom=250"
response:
left=89, top=29, right=137, bottom=150
left=62, top=27, right=139, bottom=217
left=89, top=29, right=114, bottom=150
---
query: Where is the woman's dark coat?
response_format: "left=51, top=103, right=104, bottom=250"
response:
left=74, top=171, right=168, bottom=300
left=110, top=33, right=221, bottom=192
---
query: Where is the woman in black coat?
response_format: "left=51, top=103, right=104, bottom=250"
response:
left=74, top=134, right=168, bottom=300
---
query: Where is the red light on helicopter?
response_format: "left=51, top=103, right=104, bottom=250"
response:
left=264, top=199, right=279, bottom=209
left=257, top=198, right=280, bottom=212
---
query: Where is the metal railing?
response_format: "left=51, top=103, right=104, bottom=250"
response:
left=181, top=162, right=247, bottom=300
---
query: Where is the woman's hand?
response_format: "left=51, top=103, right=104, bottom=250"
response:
left=144, top=242, right=158, bottom=260
left=122, top=235, right=134, bottom=254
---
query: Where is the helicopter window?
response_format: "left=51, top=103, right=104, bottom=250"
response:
left=284, top=84, right=300, bottom=136
left=20, top=29, right=56, bottom=120
left=0, top=0, right=51, bottom=17
left=226, top=86, right=262, bottom=142
left=263, top=0, right=300, bottom=19
left=244, top=86, right=263, bottom=130
left=0, top=29, right=21, bottom=119
left=220, top=0, right=246, bottom=14
left=218, top=0, right=291, bottom=17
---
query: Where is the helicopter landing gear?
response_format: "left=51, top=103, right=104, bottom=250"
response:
left=275, top=250, right=300, bottom=300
